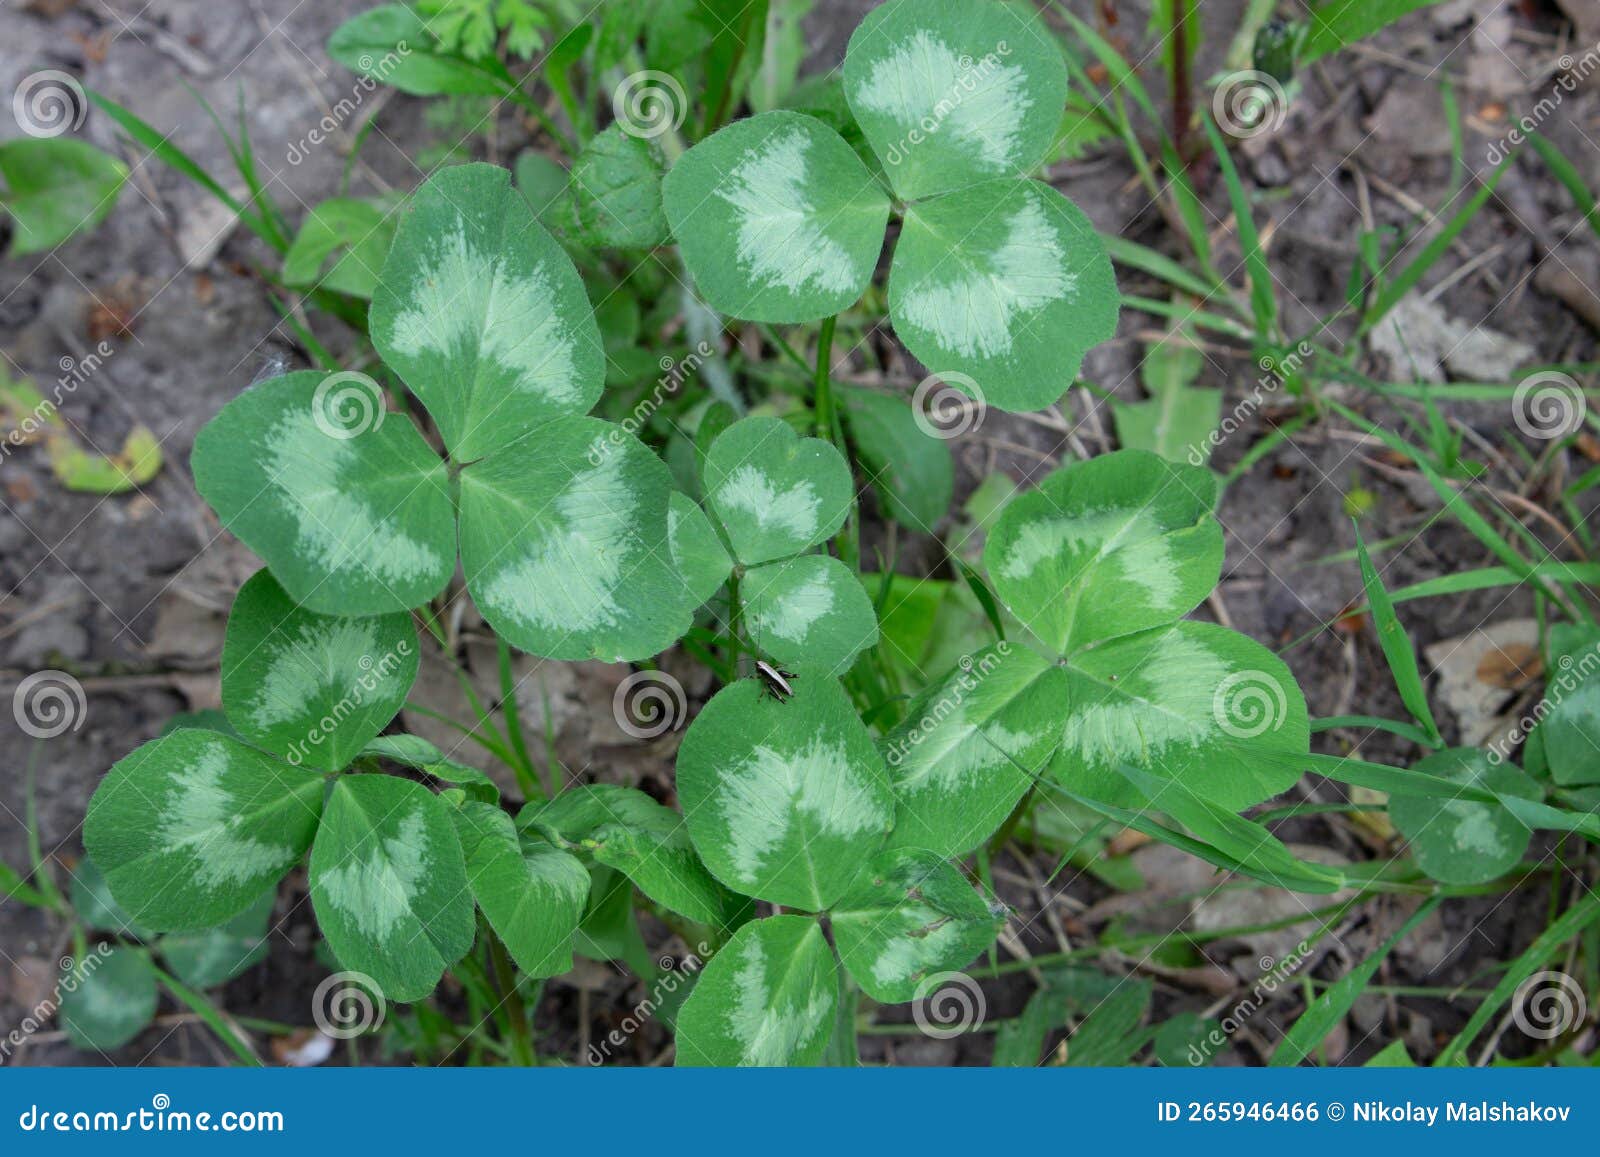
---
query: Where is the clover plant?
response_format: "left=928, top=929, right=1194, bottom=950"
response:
left=79, top=0, right=1586, bottom=1068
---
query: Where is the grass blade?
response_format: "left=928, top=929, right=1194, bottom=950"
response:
left=1271, top=897, right=1442, bottom=1065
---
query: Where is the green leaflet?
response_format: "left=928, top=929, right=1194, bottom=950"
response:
left=514, top=149, right=571, bottom=227
left=328, top=4, right=514, bottom=97
left=71, top=856, right=147, bottom=938
left=675, top=915, right=837, bottom=1066
left=1113, top=387, right=1222, bottom=464
left=667, top=491, right=734, bottom=607
left=1389, top=749, right=1537, bottom=886
left=881, top=642, right=1065, bottom=858
left=221, top=569, right=419, bottom=771
left=371, top=164, right=604, bottom=461
left=570, top=125, right=669, bottom=249
left=191, top=371, right=456, bottom=618
left=309, top=775, right=475, bottom=1002
left=984, top=449, right=1221, bottom=655
left=1051, top=621, right=1308, bottom=812
left=523, top=784, right=746, bottom=927
left=830, top=848, right=1003, bottom=1003
left=59, top=947, right=158, bottom=1052
left=889, top=180, right=1119, bottom=414
left=453, top=802, right=589, bottom=979
left=677, top=676, right=893, bottom=910
left=704, top=416, right=852, bottom=565
left=839, top=386, right=954, bottom=532
left=742, top=553, right=878, bottom=675
left=282, top=197, right=398, bottom=300
left=156, top=888, right=275, bottom=989
left=457, top=416, right=695, bottom=662
left=1535, top=623, right=1600, bottom=787
left=84, top=730, right=324, bottom=931
left=0, top=137, right=126, bottom=256
left=361, top=734, right=501, bottom=803
left=1117, top=330, right=1218, bottom=465
left=663, top=111, right=889, bottom=323
left=842, top=0, right=1066, bottom=200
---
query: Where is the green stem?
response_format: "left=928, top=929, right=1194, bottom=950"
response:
left=814, top=315, right=837, bottom=441
left=726, top=570, right=746, bottom=672
left=487, top=929, right=537, bottom=1067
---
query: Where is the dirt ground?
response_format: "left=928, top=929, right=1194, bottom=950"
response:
left=1, top=0, right=1596, bottom=1065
